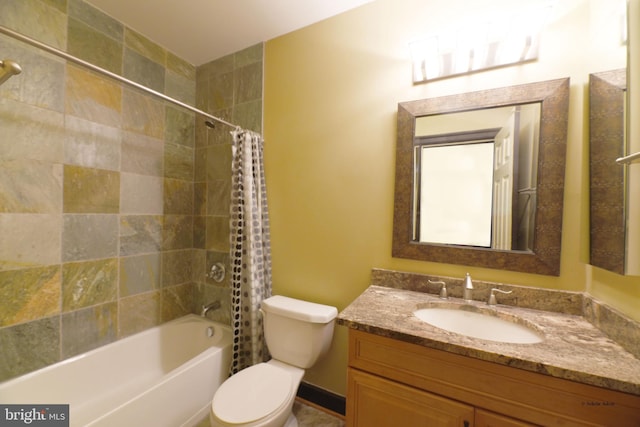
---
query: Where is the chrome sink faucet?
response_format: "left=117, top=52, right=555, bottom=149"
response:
left=463, top=273, right=474, bottom=302
left=488, top=288, right=513, bottom=305
left=428, top=279, right=448, bottom=299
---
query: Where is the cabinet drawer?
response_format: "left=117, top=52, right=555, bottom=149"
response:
left=348, top=368, right=474, bottom=427
left=348, top=329, right=640, bottom=426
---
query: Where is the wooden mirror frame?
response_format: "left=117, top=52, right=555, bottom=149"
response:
left=589, top=69, right=626, bottom=274
left=393, top=78, right=570, bottom=276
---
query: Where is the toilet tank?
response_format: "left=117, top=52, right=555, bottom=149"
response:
left=261, top=296, right=338, bottom=369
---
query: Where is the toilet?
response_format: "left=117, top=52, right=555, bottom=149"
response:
left=210, top=295, right=338, bottom=427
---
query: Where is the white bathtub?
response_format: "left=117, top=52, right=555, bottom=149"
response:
left=0, top=314, right=232, bottom=427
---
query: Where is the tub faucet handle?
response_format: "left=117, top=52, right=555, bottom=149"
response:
left=208, top=262, right=225, bottom=282
left=488, top=288, right=512, bottom=305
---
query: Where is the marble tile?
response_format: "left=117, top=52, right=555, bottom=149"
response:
left=205, top=216, right=230, bottom=252
left=62, top=258, right=118, bottom=312
left=63, top=165, right=120, bottom=213
left=164, top=178, right=194, bottom=214
left=119, top=253, right=161, bottom=297
left=208, top=71, right=234, bottom=111
left=194, top=146, right=207, bottom=181
left=0, top=316, right=60, bottom=382
left=0, top=97, right=65, bottom=163
left=0, top=214, right=61, bottom=270
left=67, top=17, right=122, bottom=75
left=165, top=69, right=196, bottom=105
left=234, top=62, right=263, bottom=104
left=207, top=179, right=231, bottom=216
left=0, top=159, right=63, bottom=213
left=193, top=216, right=206, bottom=249
left=67, top=0, right=123, bottom=41
left=64, top=116, right=121, bottom=171
left=234, top=43, right=263, bottom=68
left=164, top=143, right=194, bottom=181
left=121, top=131, right=164, bottom=176
left=123, top=47, right=165, bottom=93
left=61, top=302, right=117, bottom=359
left=65, top=65, right=122, bottom=128
left=122, top=89, right=165, bottom=139
left=233, top=99, right=262, bottom=133
left=167, top=51, right=195, bottom=81
left=166, top=106, right=195, bottom=148
left=62, top=214, right=119, bottom=262
left=42, top=0, right=67, bottom=14
left=0, top=39, right=66, bottom=112
left=120, top=173, right=164, bottom=214
left=124, top=28, right=166, bottom=66
left=162, top=249, right=193, bottom=288
left=0, top=266, right=61, bottom=327
left=119, top=215, right=163, bottom=256
left=206, top=144, right=232, bottom=181
left=194, top=182, right=206, bottom=216
left=0, top=0, right=67, bottom=50
left=118, top=290, right=161, bottom=338
left=161, top=283, right=194, bottom=322
left=163, top=215, right=193, bottom=250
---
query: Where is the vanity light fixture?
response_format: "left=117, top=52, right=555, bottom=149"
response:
left=409, top=2, right=553, bottom=83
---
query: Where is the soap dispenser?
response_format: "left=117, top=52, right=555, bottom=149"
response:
left=463, top=273, right=474, bottom=302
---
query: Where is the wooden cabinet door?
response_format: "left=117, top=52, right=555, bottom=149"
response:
left=347, top=368, right=474, bottom=427
left=475, top=409, right=539, bottom=427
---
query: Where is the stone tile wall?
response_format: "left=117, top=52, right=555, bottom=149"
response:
left=0, top=0, right=263, bottom=382
left=193, top=43, right=264, bottom=327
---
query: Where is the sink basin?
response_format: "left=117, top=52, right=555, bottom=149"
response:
left=413, top=307, right=543, bottom=344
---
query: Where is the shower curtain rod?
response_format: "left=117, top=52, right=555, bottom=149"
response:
left=0, top=25, right=238, bottom=130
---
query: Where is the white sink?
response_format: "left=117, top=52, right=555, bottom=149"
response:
left=413, top=307, right=543, bottom=344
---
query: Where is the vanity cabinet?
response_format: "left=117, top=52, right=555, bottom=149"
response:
left=345, top=329, right=640, bottom=427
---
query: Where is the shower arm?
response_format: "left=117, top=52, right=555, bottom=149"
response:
left=0, top=25, right=238, bottom=130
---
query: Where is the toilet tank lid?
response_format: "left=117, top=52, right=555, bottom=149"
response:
left=262, top=295, right=338, bottom=323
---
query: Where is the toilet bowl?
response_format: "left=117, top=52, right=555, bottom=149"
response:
left=210, top=295, right=337, bottom=427
left=210, top=360, right=303, bottom=427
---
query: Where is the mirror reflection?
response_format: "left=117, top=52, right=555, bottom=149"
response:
left=393, top=78, right=570, bottom=276
left=414, top=103, right=541, bottom=251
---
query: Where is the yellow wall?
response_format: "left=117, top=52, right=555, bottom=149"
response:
left=264, top=0, right=638, bottom=396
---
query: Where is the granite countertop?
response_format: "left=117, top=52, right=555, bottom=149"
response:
left=338, top=285, right=640, bottom=397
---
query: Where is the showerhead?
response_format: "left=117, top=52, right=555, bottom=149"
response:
left=0, top=59, right=22, bottom=86
left=204, top=120, right=216, bottom=129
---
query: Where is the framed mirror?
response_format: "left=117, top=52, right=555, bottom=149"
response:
left=393, top=78, right=570, bottom=276
left=589, top=69, right=626, bottom=274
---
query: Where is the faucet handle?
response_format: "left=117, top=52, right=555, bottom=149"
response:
left=428, top=280, right=448, bottom=299
left=488, top=288, right=513, bottom=305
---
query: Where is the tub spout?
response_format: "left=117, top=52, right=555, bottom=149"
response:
left=201, top=301, right=221, bottom=317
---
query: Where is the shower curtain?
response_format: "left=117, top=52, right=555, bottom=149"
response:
left=229, top=128, right=273, bottom=375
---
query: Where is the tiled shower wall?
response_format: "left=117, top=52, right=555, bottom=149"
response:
left=0, top=0, right=263, bottom=382
left=193, top=44, right=264, bottom=325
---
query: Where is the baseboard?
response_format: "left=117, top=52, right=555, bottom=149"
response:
left=296, top=381, right=346, bottom=416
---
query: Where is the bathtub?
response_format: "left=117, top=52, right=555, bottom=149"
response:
left=0, top=314, right=231, bottom=427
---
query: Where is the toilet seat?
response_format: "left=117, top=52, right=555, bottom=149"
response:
left=212, top=363, right=294, bottom=425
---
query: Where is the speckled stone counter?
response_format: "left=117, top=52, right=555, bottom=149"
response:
left=338, top=284, right=640, bottom=397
